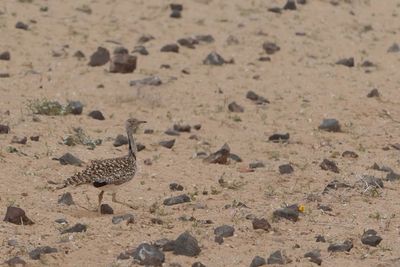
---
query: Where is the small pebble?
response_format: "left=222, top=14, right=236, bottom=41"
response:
left=367, top=88, right=380, bottom=97
left=214, top=225, right=235, bottom=238
left=268, top=133, right=290, bottom=142
left=250, top=256, right=267, bottom=267
left=173, top=231, right=201, bottom=257
left=267, top=250, right=291, bottom=265
left=203, top=52, right=226, bottom=65
left=133, top=243, right=165, bottom=266
left=283, top=0, right=297, bottom=10
left=132, top=45, right=149, bottom=55
left=88, top=47, right=110, bottom=67
left=328, top=240, right=353, bottom=252
left=228, top=101, right=244, bottom=112
left=342, top=150, right=358, bottom=158
left=262, top=42, right=280, bottom=54
left=252, top=218, right=271, bottom=231
left=159, top=139, right=175, bottom=149
left=361, top=229, right=382, bottom=247
left=387, top=43, right=400, bottom=53
left=61, top=223, right=87, bottom=234
left=11, top=136, right=27, bottom=144
left=112, top=214, right=134, bottom=224
left=66, top=101, right=83, bottom=115
left=0, top=51, right=10, bottom=60
left=320, top=158, right=339, bottom=173
left=304, top=249, right=322, bottom=265
left=161, top=43, right=179, bottom=53
left=249, top=160, right=265, bottom=169
left=279, top=164, right=294, bottom=174
left=319, top=118, right=341, bottom=132
left=15, top=21, right=29, bottom=30
left=169, top=183, right=184, bottom=191
left=129, top=76, right=162, bottom=86
left=58, top=192, right=74, bottom=206
left=0, top=124, right=10, bottom=134
left=4, top=206, right=34, bottom=225
left=336, top=57, right=354, bottom=67
left=88, top=110, right=105, bottom=120
left=29, top=246, right=57, bottom=260
left=113, top=134, right=128, bottom=147
left=100, top=204, right=114, bottom=214
left=163, top=194, right=190, bottom=206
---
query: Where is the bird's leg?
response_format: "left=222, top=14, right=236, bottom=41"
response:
left=98, top=190, right=104, bottom=213
left=112, top=192, right=136, bottom=210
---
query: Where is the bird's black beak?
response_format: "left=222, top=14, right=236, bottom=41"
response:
left=139, top=120, right=147, bottom=124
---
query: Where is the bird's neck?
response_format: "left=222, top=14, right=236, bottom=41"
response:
left=127, top=129, right=137, bottom=159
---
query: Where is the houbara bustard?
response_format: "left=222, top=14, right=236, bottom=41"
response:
left=57, top=118, right=146, bottom=212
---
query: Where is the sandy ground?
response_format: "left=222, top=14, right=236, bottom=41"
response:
left=1, top=0, right=400, bottom=266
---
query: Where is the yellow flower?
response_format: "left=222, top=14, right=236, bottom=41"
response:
left=298, top=204, right=305, bottom=213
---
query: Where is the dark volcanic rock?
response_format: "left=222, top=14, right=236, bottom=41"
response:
left=113, top=134, right=128, bottom=147
left=170, top=9, right=181, bottom=18
left=137, top=34, right=155, bottom=44
left=66, top=100, right=83, bottom=115
left=386, top=171, right=400, bottom=181
left=279, top=164, right=294, bottom=174
left=30, top=135, right=40, bottom=141
left=100, top=204, right=114, bottom=214
left=29, top=246, right=57, bottom=260
left=342, top=150, right=358, bottom=158
left=252, top=218, right=271, bottom=231
left=133, top=243, right=165, bottom=266
left=268, top=7, right=282, bottom=13
left=317, top=204, right=332, bottom=212
left=361, top=229, right=382, bottom=247
left=173, top=124, right=191, bottom=132
left=229, top=153, right=242, bottom=162
left=203, top=143, right=230, bottom=164
left=283, top=0, right=297, bottom=10
left=267, top=250, right=290, bottom=264
left=11, top=136, right=27, bottom=144
left=319, top=118, right=341, bottom=132
left=214, top=235, right=224, bottom=244
left=112, top=214, right=134, bottom=224
left=367, top=88, right=380, bottom=98
left=0, top=51, right=10, bottom=60
left=249, top=160, right=265, bottom=169
left=203, top=52, right=226, bottom=65
left=336, top=57, right=354, bottom=67
left=320, top=159, right=339, bottom=173
left=15, top=21, right=28, bottom=30
left=250, top=256, right=267, bottom=267
left=163, top=194, right=190, bottom=206
left=61, top=223, right=87, bottom=234
left=228, top=101, right=244, bottom=112
left=4, top=206, right=34, bottom=225
left=0, top=124, right=10, bottom=134
left=88, top=110, right=105, bottom=120
left=387, top=43, right=400, bottom=53
left=132, top=45, right=149, bottom=55
left=165, top=129, right=180, bottom=136
left=169, top=183, right=184, bottom=191
left=246, top=90, right=269, bottom=104
left=170, top=3, right=183, bottom=11
left=153, top=238, right=175, bottom=251
left=161, top=43, right=179, bottom=53
left=268, top=133, right=290, bottom=142
left=109, top=53, right=137, bottom=73
left=136, top=143, right=146, bottom=152
left=73, top=50, right=85, bottom=60
left=273, top=206, right=299, bottom=222
left=192, top=262, right=206, bottom=267
left=173, top=231, right=201, bottom=257
left=130, top=76, right=162, bottom=86
left=214, top=225, right=235, bottom=238
left=316, top=235, right=326, bottom=242
left=159, top=139, right=175, bottom=149
left=178, top=37, right=198, bottom=49
left=262, top=42, right=280, bottom=54
left=361, top=175, right=384, bottom=188
left=5, top=256, right=26, bottom=266
left=54, top=153, right=83, bottom=166
left=58, top=192, right=74, bottom=206
left=327, top=240, right=353, bottom=252
left=88, top=47, right=110, bottom=67
left=195, top=34, right=215, bottom=43
left=323, top=179, right=351, bottom=193
left=304, top=249, right=322, bottom=265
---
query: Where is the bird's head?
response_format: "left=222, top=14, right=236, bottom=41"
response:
left=126, top=118, right=146, bottom=133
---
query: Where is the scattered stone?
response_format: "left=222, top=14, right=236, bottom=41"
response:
left=170, top=3, right=183, bottom=11
left=159, top=139, right=175, bottom=149
left=387, top=43, right=400, bottom=53
left=249, top=160, right=265, bottom=169
left=192, top=262, right=206, bottom=267
left=169, top=183, right=184, bottom=191
left=178, top=37, right=198, bottom=49
left=7, top=239, right=18, bottom=246
left=54, top=153, right=83, bottom=166
left=252, top=218, right=271, bottom=231
left=55, top=218, right=68, bottom=224
left=88, top=110, right=105, bottom=120
left=88, top=47, right=110, bottom=66
left=0, top=124, right=10, bottom=134
left=283, top=0, right=297, bottom=10
left=267, top=250, right=291, bottom=265
left=161, top=43, right=179, bottom=53
left=323, top=180, right=351, bottom=193
left=203, top=143, right=230, bottom=164
left=268, top=7, right=282, bottom=13
left=29, top=246, right=57, bottom=260
left=391, top=143, right=400, bottom=150
left=112, top=214, right=134, bottom=224
left=246, top=91, right=269, bottom=104
left=0, top=51, right=10, bottom=60
left=144, top=129, right=154, bottom=134
left=360, top=175, right=384, bottom=188
left=361, top=229, right=382, bottom=247
left=214, top=225, right=235, bottom=238
left=320, top=159, right=339, bottom=173
left=61, top=223, right=87, bottom=234
left=279, top=164, right=294, bottom=174
left=133, top=243, right=165, bottom=266
left=170, top=9, right=181, bottom=18
left=136, top=143, right=145, bottom=152
left=215, top=235, right=224, bottom=244
left=297, top=0, right=307, bottom=4
left=386, top=171, right=400, bottom=181
left=193, top=124, right=201, bottom=130
left=228, top=101, right=244, bottom=112
left=117, top=251, right=131, bottom=260
left=268, top=133, right=290, bottom=142
left=316, top=235, right=326, bottom=242
left=5, top=256, right=26, bottom=266
left=165, top=129, right=180, bottom=136
left=327, top=240, right=353, bottom=252
left=4, top=206, right=34, bottom=225
left=195, top=34, right=215, bottom=43
left=361, top=60, right=375, bottom=67
left=73, top=50, right=85, bottom=59
left=163, top=194, right=190, bottom=206
left=342, top=150, right=358, bottom=158
left=250, top=256, right=267, bottom=267
left=109, top=53, right=137, bottom=73
left=317, top=204, right=332, bottom=212
left=319, top=118, right=341, bottom=132
left=137, top=34, right=155, bottom=44
left=367, top=88, right=380, bottom=98
left=130, top=76, right=162, bottom=86
left=336, top=57, right=354, bottom=67
left=153, top=238, right=175, bottom=251
left=113, top=134, right=128, bottom=147
left=15, top=21, right=28, bottom=30
left=76, top=4, right=92, bottom=14
left=259, top=56, right=271, bottom=62
left=132, top=45, right=149, bottom=55
left=203, top=52, right=226, bottom=65
left=58, top=192, right=74, bottom=206
left=273, top=206, right=299, bottom=222
left=304, top=249, right=322, bottom=265
left=0, top=72, right=10, bottom=78
left=173, top=231, right=201, bottom=257
left=173, top=124, right=191, bottom=132
left=66, top=100, right=83, bottom=115
left=100, top=204, right=114, bottom=214
left=11, top=136, right=27, bottom=144
left=262, top=42, right=280, bottom=54
left=229, top=153, right=242, bottom=162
